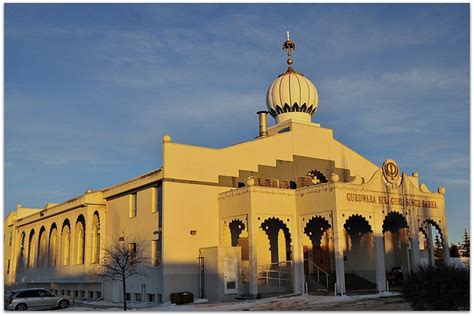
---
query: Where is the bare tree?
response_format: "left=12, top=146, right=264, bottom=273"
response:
left=97, top=235, right=148, bottom=311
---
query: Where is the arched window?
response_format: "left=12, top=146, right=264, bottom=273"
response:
left=91, top=212, right=100, bottom=264
left=75, top=215, right=86, bottom=265
left=19, top=232, right=25, bottom=257
left=61, top=220, right=71, bottom=266
left=27, top=229, right=36, bottom=268
left=49, top=224, right=58, bottom=267
left=37, top=226, right=47, bottom=267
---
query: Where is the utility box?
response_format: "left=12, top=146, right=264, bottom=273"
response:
left=170, top=292, right=194, bottom=305
left=199, top=246, right=241, bottom=302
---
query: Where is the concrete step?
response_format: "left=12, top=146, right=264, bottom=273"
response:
left=306, top=272, right=376, bottom=293
left=306, top=273, right=336, bottom=292
left=344, top=273, right=376, bottom=291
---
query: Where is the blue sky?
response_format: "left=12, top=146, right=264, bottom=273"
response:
left=5, top=4, right=470, bottom=243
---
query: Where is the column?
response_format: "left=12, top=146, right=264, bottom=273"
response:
left=409, top=212, right=420, bottom=271
left=399, top=229, right=410, bottom=277
left=410, top=235, right=420, bottom=271
left=374, top=228, right=387, bottom=292
left=292, top=217, right=305, bottom=295
left=332, top=211, right=345, bottom=295
left=247, top=213, right=258, bottom=297
left=442, top=223, right=451, bottom=266
left=426, top=223, right=435, bottom=266
left=84, top=210, right=92, bottom=265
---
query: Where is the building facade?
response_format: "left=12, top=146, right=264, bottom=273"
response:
left=4, top=34, right=450, bottom=303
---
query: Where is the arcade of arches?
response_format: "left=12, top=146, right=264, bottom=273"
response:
left=219, top=163, right=449, bottom=296
left=17, top=212, right=102, bottom=271
left=223, top=210, right=448, bottom=295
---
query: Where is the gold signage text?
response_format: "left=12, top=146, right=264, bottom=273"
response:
left=346, top=193, right=437, bottom=209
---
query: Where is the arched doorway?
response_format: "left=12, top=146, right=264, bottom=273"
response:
left=27, top=229, right=36, bottom=268
left=257, top=217, right=293, bottom=292
left=343, top=214, right=376, bottom=289
left=229, top=219, right=248, bottom=260
left=91, top=212, right=100, bottom=263
left=18, top=232, right=26, bottom=269
left=303, top=216, right=332, bottom=272
left=61, top=220, right=71, bottom=266
left=49, top=223, right=58, bottom=267
left=419, top=219, right=445, bottom=266
left=259, top=217, right=292, bottom=264
left=382, top=212, right=409, bottom=282
left=37, top=226, right=47, bottom=267
left=75, top=215, right=86, bottom=265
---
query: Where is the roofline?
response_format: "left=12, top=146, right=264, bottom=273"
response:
left=9, top=168, right=164, bottom=225
left=101, top=168, right=163, bottom=193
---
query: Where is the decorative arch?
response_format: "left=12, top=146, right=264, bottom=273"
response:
left=27, top=229, right=36, bottom=268
left=419, top=218, right=444, bottom=243
left=19, top=231, right=25, bottom=257
left=307, top=170, right=328, bottom=184
left=304, top=215, right=331, bottom=247
left=383, top=211, right=409, bottom=233
left=37, top=226, right=47, bottom=267
left=48, top=223, right=58, bottom=267
left=383, top=212, right=410, bottom=274
left=61, top=219, right=71, bottom=266
left=304, top=215, right=332, bottom=272
left=229, top=219, right=246, bottom=247
left=344, top=214, right=373, bottom=244
left=260, top=217, right=292, bottom=263
left=75, top=215, right=86, bottom=264
left=91, top=211, right=100, bottom=263
left=420, top=218, right=445, bottom=264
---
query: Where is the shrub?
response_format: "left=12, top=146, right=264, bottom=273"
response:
left=401, top=264, right=469, bottom=310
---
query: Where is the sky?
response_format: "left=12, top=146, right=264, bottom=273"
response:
left=4, top=4, right=470, bottom=243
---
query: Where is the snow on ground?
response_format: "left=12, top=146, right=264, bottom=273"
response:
left=66, top=292, right=403, bottom=311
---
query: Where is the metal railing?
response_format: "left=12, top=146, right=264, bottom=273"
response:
left=257, top=261, right=292, bottom=287
left=304, top=259, right=329, bottom=290
left=344, top=261, right=365, bottom=279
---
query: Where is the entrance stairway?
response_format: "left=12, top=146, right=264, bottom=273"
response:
left=344, top=272, right=376, bottom=291
left=306, top=272, right=376, bottom=294
left=306, top=272, right=335, bottom=294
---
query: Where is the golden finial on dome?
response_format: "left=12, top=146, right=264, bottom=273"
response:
left=282, top=29, right=296, bottom=66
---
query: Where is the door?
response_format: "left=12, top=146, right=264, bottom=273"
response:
left=21, top=290, right=42, bottom=309
left=39, top=290, right=58, bottom=308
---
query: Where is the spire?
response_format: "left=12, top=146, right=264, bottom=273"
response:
left=282, top=29, right=296, bottom=67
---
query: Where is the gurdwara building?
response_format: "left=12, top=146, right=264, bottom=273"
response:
left=4, top=34, right=450, bottom=303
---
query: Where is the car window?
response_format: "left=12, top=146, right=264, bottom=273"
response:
left=39, top=290, right=55, bottom=297
left=16, top=290, right=40, bottom=298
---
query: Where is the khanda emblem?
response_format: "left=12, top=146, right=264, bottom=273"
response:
left=382, top=159, right=400, bottom=183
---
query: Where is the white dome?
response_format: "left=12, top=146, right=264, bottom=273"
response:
left=266, top=67, right=319, bottom=123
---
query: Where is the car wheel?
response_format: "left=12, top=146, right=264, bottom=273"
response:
left=59, top=299, right=69, bottom=309
left=15, top=303, right=27, bottom=311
